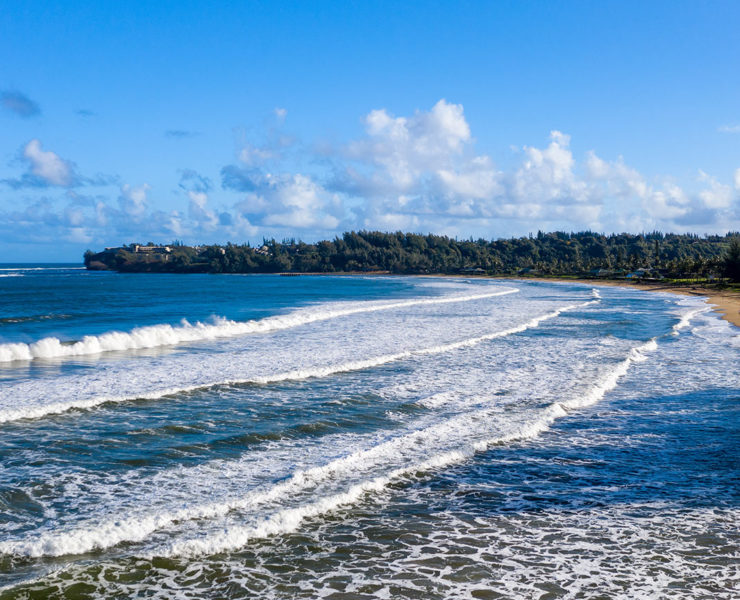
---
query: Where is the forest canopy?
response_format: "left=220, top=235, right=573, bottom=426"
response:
left=84, top=230, right=740, bottom=281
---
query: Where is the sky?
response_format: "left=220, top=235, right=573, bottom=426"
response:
left=1, top=0, right=739, bottom=261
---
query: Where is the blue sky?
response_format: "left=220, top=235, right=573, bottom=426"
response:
left=1, top=1, right=739, bottom=261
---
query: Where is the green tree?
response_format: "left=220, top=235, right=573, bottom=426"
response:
left=723, top=237, right=740, bottom=282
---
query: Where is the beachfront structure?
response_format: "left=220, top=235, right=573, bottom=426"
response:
left=133, top=245, right=172, bottom=254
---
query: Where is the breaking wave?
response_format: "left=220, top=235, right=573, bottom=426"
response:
left=0, top=328, right=658, bottom=559
left=0, top=299, right=591, bottom=425
left=0, top=288, right=518, bottom=363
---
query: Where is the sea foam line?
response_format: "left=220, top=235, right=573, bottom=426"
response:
left=0, top=267, right=85, bottom=271
left=157, top=334, right=660, bottom=559
left=0, top=400, right=583, bottom=558
left=0, top=299, right=594, bottom=426
left=0, top=288, right=518, bottom=363
left=671, top=306, right=711, bottom=335
left=0, top=302, right=609, bottom=557
left=0, top=328, right=653, bottom=560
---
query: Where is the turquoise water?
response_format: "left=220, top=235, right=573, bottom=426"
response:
left=0, top=266, right=737, bottom=598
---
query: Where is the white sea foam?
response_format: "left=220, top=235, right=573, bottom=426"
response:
left=3, top=296, right=712, bottom=560
left=0, top=288, right=518, bottom=363
left=6, top=314, right=670, bottom=561
left=0, top=399, right=572, bottom=558
left=0, top=284, right=734, bottom=600
left=154, top=336, right=660, bottom=559
left=560, top=338, right=658, bottom=410
left=0, top=267, right=84, bottom=271
left=0, top=298, right=591, bottom=425
left=671, top=306, right=711, bottom=335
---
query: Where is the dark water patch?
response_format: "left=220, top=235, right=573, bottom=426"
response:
left=0, top=314, right=71, bottom=326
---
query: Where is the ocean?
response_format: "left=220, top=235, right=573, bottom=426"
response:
left=0, top=265, right=737, bottom=599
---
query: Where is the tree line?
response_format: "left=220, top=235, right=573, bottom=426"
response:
left=85, top=230, right=740, bottom=281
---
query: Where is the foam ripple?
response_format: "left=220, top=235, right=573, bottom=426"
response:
left=0, top=298, right=591, bottom=425
left=0, top=288, right=518, bottom=363
left=2, top=318, right=666, bottom=561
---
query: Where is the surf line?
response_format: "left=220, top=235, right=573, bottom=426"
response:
left=0, top=303, right=711, bottom=560
left=0, top=288, right=519, bottom=364
left=1, top=320, right=670, bottom=561
left=0, top=298, right=596, bottom=426
left=157, top=333, right=660, bottom=559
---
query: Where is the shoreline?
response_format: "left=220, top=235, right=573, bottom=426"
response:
left=505, top=277, right=740, bottom=329
left=280, top=271, right=740, bottom=329
left=89, top=266, right=740, bottom=329
left=401, top=272, right=740, bottom=329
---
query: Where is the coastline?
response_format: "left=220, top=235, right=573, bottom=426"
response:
left=507, top=277, right=740, bottom=329
left=282, top=271, right=740, bottom=329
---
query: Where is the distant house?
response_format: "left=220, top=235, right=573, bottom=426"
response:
left=133, top=245, right=172, bottom=254
left=128, top=245, right=173, bottom=262
left=626, top=268, right=663, bottom=280
left=460, top=267, right=486, bottom=275
left=255, top=245, right=270, bottom=256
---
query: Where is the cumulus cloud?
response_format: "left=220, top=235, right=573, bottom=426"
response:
left=2, top=139, right=119, bottom=190
left=326, top=101, right=738, bottom=234
left=224, top=167, right=343, bottom=231
left=1, top=90, right=40, bottom=117
left=27, top=140, right=74, bottom=185
left=344, top=99, right=471, bottom=192
left=11, top=139, right=77, bottom=187
left=331, top=104, right=603, bottom=229
left=118, top=183, right=150, bottom=219
left=2, top=99, right=738, bottom=256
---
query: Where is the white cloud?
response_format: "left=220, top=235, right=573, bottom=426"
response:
left=3, top=99, right=739, bottom=255
left=347, top=99, right=472, bottom=191
left=239, top=144, right=274, bottom=166
left=23, top=139, right=74, bottom=186
left=718, top=124, right=740, bottom=134
left=697, top=171, right=732, bottom=209
left=330, top=101, right=739, bottom=234
left=118, top=183, right=150, bottom=218
left=510, top=130, right=589, bottom=204
left=237, top=173, right=342, bottom=230
left=437, top=155, right=503, bottom=200
left=188, top=191, right=219, bottom=230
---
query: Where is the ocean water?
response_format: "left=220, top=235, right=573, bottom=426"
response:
left=0, top=265, right=737, bottom=599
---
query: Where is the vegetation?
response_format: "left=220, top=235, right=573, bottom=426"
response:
left=84, top=231, right=739, bottom=283
left=723, top=237, right=740, bottom=282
